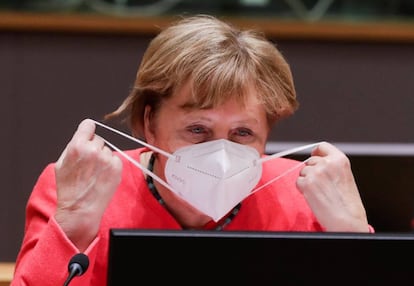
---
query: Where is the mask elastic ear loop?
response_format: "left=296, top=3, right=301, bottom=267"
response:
left=250, top=157, right=310, bottom=196
left=91, top=119, right=177, bottom=193
left=250, top=141, right=324, bottom=195
left=92, top=119, right=174, bottom=160
left=257, top=142, right=322, bottom=164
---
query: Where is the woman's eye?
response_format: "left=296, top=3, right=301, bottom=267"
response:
left=236, top=128, right=252, bottom=137
left=189, top=126, right=205, bottom=134
left=184, top=125, right=211, bottom=143
left=231, top=128, right=255, bottom=144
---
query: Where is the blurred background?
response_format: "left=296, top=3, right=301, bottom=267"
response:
left=2, top=0, right=414, bottom=21
left=1, top=0, right=414, bottom=262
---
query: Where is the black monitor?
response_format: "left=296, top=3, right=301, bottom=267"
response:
left=107, top=229, right=414, bottom=286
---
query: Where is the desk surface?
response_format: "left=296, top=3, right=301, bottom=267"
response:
left=0, top=263, right=14, bottom=286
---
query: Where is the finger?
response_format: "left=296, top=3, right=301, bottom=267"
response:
left=299, top=165, right=307, bottom=177
left=299, top=156, right=328, bottom=179
left=91, top=134, right=106, bottom=150
left=304, top=156, right=320, bottom=166
left=299, top=163, right=312, bottom=177
left=100, top=145, right=116, bottom=164
left=59, top=120, right=100, bottom=165
left=311, top=141, right=338, bottom=157
left=56, top=119, right=94, bottom=166
left=74, top=118, right=97, bottom=143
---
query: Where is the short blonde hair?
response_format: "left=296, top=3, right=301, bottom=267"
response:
left=106, top=14, right=298, bottom=138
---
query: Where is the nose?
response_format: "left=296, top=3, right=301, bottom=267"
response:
left=211, top=132, right=232, bottom=143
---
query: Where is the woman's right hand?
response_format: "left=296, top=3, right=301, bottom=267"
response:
left=54, top=118, right=123, bottom=251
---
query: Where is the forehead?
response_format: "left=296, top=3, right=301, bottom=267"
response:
left=171, top=80, right=262, bottom=110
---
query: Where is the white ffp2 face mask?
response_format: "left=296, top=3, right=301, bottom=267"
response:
left=93, top=120, right=320, bottom=222
left=164, top=139, right=262, bottom=222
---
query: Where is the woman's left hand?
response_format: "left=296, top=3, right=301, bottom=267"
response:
left=296, top=142, right=370, bottom=232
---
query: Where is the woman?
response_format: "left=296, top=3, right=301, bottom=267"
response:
left=12, top=14, right=371, bottom=286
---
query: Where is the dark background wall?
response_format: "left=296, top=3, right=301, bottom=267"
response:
left=1, top=27, right=414, bottom=261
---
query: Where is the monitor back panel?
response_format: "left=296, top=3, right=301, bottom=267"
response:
left=107, top=229, right=414, bottom=286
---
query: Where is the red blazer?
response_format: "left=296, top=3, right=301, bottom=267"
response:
left=12, top=148, right=322, bottom=286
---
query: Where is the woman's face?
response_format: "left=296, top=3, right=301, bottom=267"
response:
left=144, top=81, right=270, bottom=176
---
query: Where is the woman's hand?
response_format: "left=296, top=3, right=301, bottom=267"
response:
left=54, top=118, right=123, bottom=251
left=296, top=142, right=370, bottom=232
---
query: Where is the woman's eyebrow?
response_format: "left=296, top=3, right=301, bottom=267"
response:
left=178, top=100, right=198, bottom=110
